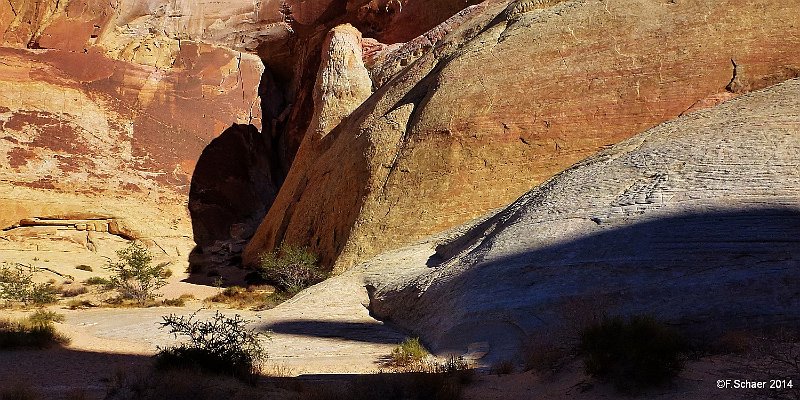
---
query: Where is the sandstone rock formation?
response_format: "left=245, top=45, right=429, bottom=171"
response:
left=0, top=0, right=483, bottom=276
left=244, top=0, right=800, bottom=272
left=0, top=1, right=268, bottom=273
left=363, top=78, right=800, bottom=362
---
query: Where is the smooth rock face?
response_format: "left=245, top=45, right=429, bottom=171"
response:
left=244, top=0, right=800, bottom=271
left=365, top=79, right=800, bottom=362
left=0, top=45, right=263, bottom=211
left=244, top=23, right=374, bottom=267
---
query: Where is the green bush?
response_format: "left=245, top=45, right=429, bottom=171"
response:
left=580, top=315, right=688, bottom=391
left=0, top=265, right=57, bottom=306
left=155, top=311, right=267, bottom=381
left=84, top=276, right=111, bottom=286
left=106, top=243, right=167, bottom=305
left=389, top=337, right=430, bottom=368
left=257, top=246, right=327, bottom=295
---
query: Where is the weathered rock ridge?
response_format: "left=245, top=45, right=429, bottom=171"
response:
left=0, top=0, right=487, bottom=273
left=363, top=78, right=800, bottom=362
left=244, top=0, right=800, bottom=271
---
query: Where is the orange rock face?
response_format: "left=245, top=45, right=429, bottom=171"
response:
left=0, top=1, right=267, bottom=270
left=0, top=0, right=480, bottom=273
left=0, top=44, right=263, bottom=195
left=244, top=0, right=800, bottom=271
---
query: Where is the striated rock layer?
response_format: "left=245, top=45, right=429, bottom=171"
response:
left=244, top=0, right=800, bottom=271
left=364, top=78, right=800, bottom=362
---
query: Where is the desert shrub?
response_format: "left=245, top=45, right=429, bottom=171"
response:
left=580, top=315, right=688, bottom=391
left=207, top=286, right=286, bottom=311
left=745, top=330, right=800, bottom=400
left=389, top=337, right=430, bottom=368
left=106, top=243, right=167, bottom=305
left=159, top=264, right=173, bottom=279
left=64, top=389, right=89, bottom=400
left=712, top=330, right=754, bottom=355
left=523, top=334, right=569, bottom=373
left=27, top=309, right=65, bottom=325
left=84, top=276, right=111, bottom=286
left=162, top=294, right=195, bottom=307
left=0, top=313, right=70, bottom=349
left=300, top=365, right=470, bottom=400
left=66, top=299, right=94, bottom=310
left=75, top=265, right=93, bottom=272
left=102, top=368, right=286, bottom=400
left=257, top=246, right=327, bottom=295
left=491, top=360, right=515, bottom=375
left=103, top=368, right=260, bottom=400
left=0, top=265, right=57, bottom=306
left=155, top=311, right=267, bottom=381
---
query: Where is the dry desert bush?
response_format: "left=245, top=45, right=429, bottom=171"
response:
left=207, top=285, right=287, bottom=310
left=580, top=315, right=688, bottom=392
left=257, top=246, right=328, bottom=296
left=155, top=310, right=268, bottom=382
left=0, top=310, right=69, bottom=349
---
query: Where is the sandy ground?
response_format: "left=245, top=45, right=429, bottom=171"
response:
left=0, top=272, right=406, bottom=397
left=2, top=278, right=798, bottom=400
left=1, top=242, right=796, bottom=399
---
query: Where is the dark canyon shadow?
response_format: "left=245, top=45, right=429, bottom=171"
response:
left=0, top=347, right=470, bottom=399
left=186, top=123, right=280, bottom=283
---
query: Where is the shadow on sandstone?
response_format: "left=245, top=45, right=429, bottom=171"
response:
left=0, top=347, right=470, bottom=400
left=262, top=320, right=406, bottom=345
left=0, top=348, right=151, bottom=397
left=370, top=206, right=800, bottom=361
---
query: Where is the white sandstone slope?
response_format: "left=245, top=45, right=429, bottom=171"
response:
left=362, top=78, right=800, bottom=362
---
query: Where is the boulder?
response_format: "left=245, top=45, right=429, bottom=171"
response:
left=365, top=78, right=800, bottom=362
left=244, top=0, right=800, bottom=271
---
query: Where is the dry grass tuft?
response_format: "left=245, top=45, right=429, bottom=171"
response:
left=491, top=360, right=515, bottom=375
left=0, top=312, right=70, bottom=349
left=162, top=294, right=196, bottom=307
left=59, top=285, right=88, bottom=298
left=207, top=286, right=285, bottom=311
left=388, top=337, right=429, bottom=369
